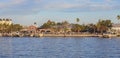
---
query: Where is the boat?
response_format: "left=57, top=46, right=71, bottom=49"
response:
left=102, top=33, right=116, bottom=38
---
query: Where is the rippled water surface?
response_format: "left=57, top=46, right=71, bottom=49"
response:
left=0, top=37, right=120, bottom=58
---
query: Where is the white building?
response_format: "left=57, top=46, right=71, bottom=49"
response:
left=111, top=24, right=120, bottom=33
left=0, top=19, right=12, bottom=25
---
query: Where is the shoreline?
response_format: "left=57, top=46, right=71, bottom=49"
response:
left=43, top=34, right=102, bottom=37
left=0, top=33, right=117, bottom=38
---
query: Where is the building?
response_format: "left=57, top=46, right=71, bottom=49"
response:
left=28, top=22, right=39, bottom=33
left=111, top=24, right=120, bottom=34
left=28, top=25, right=38, bottom=33
left=0, top=19, right=12, bottom=25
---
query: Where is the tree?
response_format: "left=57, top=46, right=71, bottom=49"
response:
left=34, top=22, right=37, bottom=25
left=96, top=19, right=112, bottom=34
left=71, top=24, right=81, bottom=32
left=41, top=20, right=55, bottom=28
left=62, top=21, right=69, bottom=33
left=13, top=24, right=23, bottom=31
left=87, top=24, right=97, bottom=33
left=76, top=18, right=80, bottom=24
left=117, top=15, right=120, bottom=20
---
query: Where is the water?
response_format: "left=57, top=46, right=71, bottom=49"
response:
left=0, top=37, right=120, bottom=58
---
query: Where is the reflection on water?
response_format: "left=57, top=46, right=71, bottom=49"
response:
left=0, top=37, right=120, bottom=58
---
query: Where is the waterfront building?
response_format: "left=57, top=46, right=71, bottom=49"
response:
left=20, top=23, right=39, bottom=34
left=28, top=25, right=38, bottom=33
left=28, top=22, right=39, bottom=33
left=0, top=19, right=12, bottom=25
left=111, top=24, right=120, bottom=34
left=38, top=29, right=52, bottom=33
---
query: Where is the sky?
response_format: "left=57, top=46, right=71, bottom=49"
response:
left=0, top=0, right=120, bottom=26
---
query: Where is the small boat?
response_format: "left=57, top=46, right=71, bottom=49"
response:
left=102, top=35, right=110, bottom=38
left=102, top=33, right=116, bottom=38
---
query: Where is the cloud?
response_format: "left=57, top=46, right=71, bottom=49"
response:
left=0, top=0, right=26, bottom=9
left=0, top=0, right=120, bottom=15
left=41, top=0, right=120, bottom=11
left=0, top=0, right=40, bottom=15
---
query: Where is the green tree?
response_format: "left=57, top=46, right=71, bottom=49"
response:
left=87, top=24, right=97, bottom=33
left=117, top=15, right=120, bottom=20
left=96, top=19, right=112, bottom=34
left=62, top=21, right=69, bottom=33
left=117, top=15, right=120, bottom=25
left=13, top=24, right=23, bottom=31
left=4, top=24, right=23, bottom=32
left=71, top=24, right=81, bottom=32
left=76, top=18, right=80, bottom=24
left=40, top=20, right=56, bottom=32
left=56, top=22, right=63, bottom=32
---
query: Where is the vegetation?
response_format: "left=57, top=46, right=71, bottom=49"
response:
left=76, top=18, right=80, bottom=24
left=117, top=15, right=120, bottom=20
left=96, top=19, right=112, bottom=34
left=86, top=24, right=97, bottom=33
left=40, top=19, right=113, bottom=34
left=0, top=24, right=23, bottom=33
left=71, top=24, right=81, bottom=32
left=0, top=16, right=117, bottom=34
left=40, top=20, right=56, bottom=29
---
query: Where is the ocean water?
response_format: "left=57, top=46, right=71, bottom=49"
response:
left=0, top=37, right=120, bottom=58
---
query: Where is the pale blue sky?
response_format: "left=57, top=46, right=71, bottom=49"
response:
left=0, top=0, right=120, bottom=26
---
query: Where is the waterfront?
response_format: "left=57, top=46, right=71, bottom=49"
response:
left=0, top=37, right=120, bottom=58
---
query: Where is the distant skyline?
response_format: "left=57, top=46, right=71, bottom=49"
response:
left=0, top=0, right=120, bottom=26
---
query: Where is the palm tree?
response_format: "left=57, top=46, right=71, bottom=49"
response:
left=117, top=15, right=120, bottom=20
left=76, top=18, right=80, bottom=24
left=34, top=22, right=37, bottom=25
